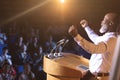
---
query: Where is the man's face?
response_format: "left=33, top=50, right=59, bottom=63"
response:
left=3, top=49, right=8, bottom=54
left=99, top=15, right=110, bottom=33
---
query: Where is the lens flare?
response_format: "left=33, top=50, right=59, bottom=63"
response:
left=60, top=0, right=64, bottom=3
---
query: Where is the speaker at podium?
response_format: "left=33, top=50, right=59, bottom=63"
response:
left=43, top=53, right=89, bottom=80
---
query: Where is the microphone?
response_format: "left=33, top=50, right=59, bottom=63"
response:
left=47, top=40, right=64, bottom=59
left=64, top=39, right=69, bottom=45
left=50, top=41, right=64, bottom=54
left=59, top=39, right=69, bottom=51
left=47, top=39, right=69, bottom=59
left=55, top=39, right=69, bottom=57
left=56, top=39, right=69, bottom=51
left=56, top=39, right=66, bottom=44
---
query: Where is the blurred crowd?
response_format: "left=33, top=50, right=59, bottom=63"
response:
left=0, top=24, right=56, bottom=80
left=0, top=22, right=91, bottom=80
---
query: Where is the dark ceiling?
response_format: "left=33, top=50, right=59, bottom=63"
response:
left=0, top=0, right=120, bottom=26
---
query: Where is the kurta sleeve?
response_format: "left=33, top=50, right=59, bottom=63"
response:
left=74, top=34, right=108, bottom=54
left=84, top=26, right=99, bottom=44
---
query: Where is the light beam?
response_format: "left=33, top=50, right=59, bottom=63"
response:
left=0, top=0, right=50, bottom=26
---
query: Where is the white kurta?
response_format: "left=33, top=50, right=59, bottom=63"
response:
left=74, top=26, right=117, bottom=74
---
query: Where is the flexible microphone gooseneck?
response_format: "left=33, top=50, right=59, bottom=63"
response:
left=47, top=39, right=69, bottom=59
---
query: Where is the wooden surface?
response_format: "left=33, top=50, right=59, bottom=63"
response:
left=47, top=74, right=80, bottom=80
left=43, top=53, right=89, bottom=80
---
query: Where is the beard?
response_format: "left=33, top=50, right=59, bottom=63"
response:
left=99, top=24, right=108, bottom=33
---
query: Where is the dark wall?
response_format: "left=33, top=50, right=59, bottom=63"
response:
left=0, top=0, right=120, bottom=37
left=0, top=0, right=119, bottom=59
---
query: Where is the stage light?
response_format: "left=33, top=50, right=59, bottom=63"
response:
left=60, top=0, right=64, bottom=3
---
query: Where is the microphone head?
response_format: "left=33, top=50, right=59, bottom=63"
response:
left=58, top=39, right=69, bottom=45
left=57, top=39, right=66, bottom=44
left=61, top=39, right=69, bottom=47
left=65, top=39, right=69, bottom=43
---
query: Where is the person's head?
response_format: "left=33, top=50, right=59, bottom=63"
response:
left=2, top=64, right=11, bottom=73
left=32, top=36, right=38, bottom=43
left=48, top=35, right=53, bottom=42
left=99, top=13, right=120, bottom=33
left=19, top=36, right=23, bottom=42
left=21, top=44, right=27, bottom=52
left=2, top=47, right=9, bottom=54
left=38, top=46, right=43, bottom=54
left=16, top=36, right=23, bottom=44
left=24, top=63, right=31, bottom=74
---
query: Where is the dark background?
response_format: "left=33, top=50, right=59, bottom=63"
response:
left=0, top=0, right=120, bottom=36
left=0, top=1, right=119, bottom=25
left=0, top=0, right=120, bottom=43
left=0, top=0, right=120, bottom=59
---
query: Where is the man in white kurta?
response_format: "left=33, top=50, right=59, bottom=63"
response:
left=68, top=13, right=120, bottom=80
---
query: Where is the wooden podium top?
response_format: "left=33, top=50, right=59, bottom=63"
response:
left=43, top=53, right=89, bottom=78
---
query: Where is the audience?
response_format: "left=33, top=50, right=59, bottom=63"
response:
left=14, top=44, right=33, bottom=75
left=27, top=36, right=39, bottom=56
left=18, top=63, right=35, bottom=80
left=31, top=46, right=46, bottom=80
left=0, top=21, right=91, bottom=80
left=0, top=63, right=16, bottom=80
left=0, top=28, right=7, bottom=45
left=44, top=35, right=56, bottom=53
left=0, top=47, right=12, bottom=68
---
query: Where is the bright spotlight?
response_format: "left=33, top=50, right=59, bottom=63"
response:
left=60, top=0, right=64, bottom=3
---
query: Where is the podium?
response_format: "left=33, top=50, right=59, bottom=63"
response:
left=43, top=53, right=89, bottom=80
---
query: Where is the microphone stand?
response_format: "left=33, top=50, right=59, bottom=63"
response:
left=54, top=42, right=64, bottom=58
left=47, top=39, right=69, bottom=59
left=47, top=42, right=64, bottom=59
left=57, top=39, right=69, bottom=57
